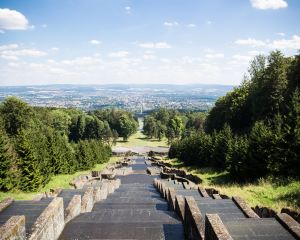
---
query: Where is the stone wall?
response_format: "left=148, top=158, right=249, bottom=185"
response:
left=29, top=197, right=64, bottom=240
left=81, top=187, right=94, bottom=213
left=205, top=214, right=233, bottom=240
left=64, top=195, right=81, bottom=224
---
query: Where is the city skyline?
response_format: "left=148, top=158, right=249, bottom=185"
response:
left=0, top=0, right=299, bottom=86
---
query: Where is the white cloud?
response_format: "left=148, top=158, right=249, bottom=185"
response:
left=187, top=23, right=197, bottom=28
left=0, top=8, right=30, bottom=30
left=205, top=53, right=224, bottom=59
left=235, top=38, right=266, bottom=47
left=51, top=47, right=59, bottom=51
left=2, top=49, right=47, bottom=57
left=1, top=55, right=19, bottom=61
left=108, top=51, right=129, bottom=58
left=143, top=54, right=155, bottom=60
left=250, top=0, right=288, bottom=10
left=125, top=6, right=131, bottom=14
left=62, top=56, right=101, bottom=66
left=41, top=24, right=47, bottom=28
left=139, top=42, right=171, bottom=49
left=164, top=21, right=179, bottom=27
left=89, top=39, right=101, bottom=45
left=233, top=54, right=252, bottom=62
left=0, top=44, right=19, bottom=51
left=235, top=35, right=300, bottom=50
left=269, top=35, right=300, bottom=49
left=206, top=20, right=212, bottom=25
left=277, top=32, right=285, bottom=37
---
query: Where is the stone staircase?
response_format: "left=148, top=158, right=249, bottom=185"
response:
left=59, top=157, right=185, bottom=240
left=155, top=178, right=300, bottom=240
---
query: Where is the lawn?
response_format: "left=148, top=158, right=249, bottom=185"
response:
left=161, top=158, right=300, bottom=213
left=116, top=130, right=168, bottom=148
left=0, top=156, right=121, bottom=201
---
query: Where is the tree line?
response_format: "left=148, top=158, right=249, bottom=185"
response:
left=0, top=98, right=138, bottom=192
left=168, top=51, right=299, bottom=180
left=143, top=108, right=206, bottom=143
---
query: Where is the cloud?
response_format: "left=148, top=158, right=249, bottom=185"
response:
left=235, top=35, right=300, bottom=50
left=125, top=6, right=131, bottom=14
left=187, top=23, right=197, bottom=28
left=89, top=39, right=101, bottom=45
left=205, top=53, right=224, bottom=59
left=269, top=35, right=300, bottom=49
left=250, top=0, right=288, bottom=10
left=139, top=42, right=171, bottom=49
left=0, top=30, right=4, bottom=34
left=108, top=51, right=129, bottom=58
left=164, top=21, right=179, bottom=27
left=0, top=44, right=19, bottom=51
left=1, top=55, right=19, bottom=61
left=235, top=38, right=266, bottom=47
left=233, top=54, right=252, bottom=62
left=51, top=47, right=59, bottom=51
left=0, top=8, right=30, bottom=30
left=277, top=32, right=285, bottom=37
left=41, top=24, right=47, bottom=28
left=206, top=20, right=212, bottom=25
left=62, top=56, right=101, bottom=66
left=143, top=54, right=155, bottom=60
left=2, top=49, right=47, bottom=57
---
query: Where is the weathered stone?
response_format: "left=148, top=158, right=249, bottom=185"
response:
left=81, top=187, right=94, bottom=213
left=29, top=197, right=64, bottom=240
left=198, top=187, right=209, bottom=198
left=0, top=198, right=13, bottom=213
left=184, top=196, right=204, bottom=240
left=212, top=194, right=222, bottom=200
left=232, top=196, right=259, bottom=218
left=175, top=195, right=185, bottom=220
left=64, top=195, right=81, bottom=224
left=0, top=215, right=26, bottom=240
left=168, top=188, right=176, bottom=211
left=205, top=214, right=233, bottom=240
left=276, top=213, right=300, bottom=239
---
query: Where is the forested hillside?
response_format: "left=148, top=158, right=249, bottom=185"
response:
left=169, top=51, right=299, bottom=180
left=0, top=98, right=138, bottom=192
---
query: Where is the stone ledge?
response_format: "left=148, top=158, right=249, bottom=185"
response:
left=184, top=196, right=204, bottom=240
left=0, top=198, right=13, bottom=213
left=232, top=196, right=259, bottom=218
left=212, top=194, right=222, bottom=199
left=167, top=188, right=176, bottom=211
left=81, top=187, right=94, bottom=213
left=205, top=214, right=233, bottom=240
left=175, top=195, right=185, bottom=220
left=198, top=187, right=210, bottom=198
left=276, top=213, right=300, bottom=239
left=29, top=197, right=64, bottom=240
left=64, top=195, right=81, bottom=224
left=0, top=215, right=26, bottom=240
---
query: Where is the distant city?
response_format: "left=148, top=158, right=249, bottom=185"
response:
left=0, top=84, right=234, bottom=112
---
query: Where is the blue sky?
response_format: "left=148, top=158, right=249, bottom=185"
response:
left=0, top=0, right=299, bottom=86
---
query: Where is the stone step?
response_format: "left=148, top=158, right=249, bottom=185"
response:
left=92, top=203, right=169, bottom=211
left=224, top=218, right=295, bottom=240
left=70, top=209, right=182, bottom=223
left=101, top=196, right=166, bottom=204
left=59, top=222, right=184, bottom=240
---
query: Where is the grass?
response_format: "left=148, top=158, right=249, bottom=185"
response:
left=161, top=158, right=300, bottom=213
left=116, top=130, right=168, bottom=148
left=0, top=156, right=121, bottom=201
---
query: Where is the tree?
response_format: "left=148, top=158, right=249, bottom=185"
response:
left=0, top=133, right=12, bottom=191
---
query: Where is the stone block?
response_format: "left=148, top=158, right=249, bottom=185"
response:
left=168, top=188, right=176, bottom=211
left=232, top=196, right=259, bottom=218
left=0, top=215, right=26, bottom=240
left=81, top=187, right=94, bottom=213
left=0, top=198, right=13, bottom=213
left=212, top=194, right=222, bottom=199
left=184, top=196, right=204, bottom=240
left=205, top=214, right=233, bottom=240
left=93, top=187, right=101, bottom=202
left=29, top=197, right=64, bottom=240
left=175, top=195, right=185, bottom=220
left=198, top=187, right=209, bottom=198
left=276, top=213, right=300, bottom=239
left=64, top=195, right=81, bottom=224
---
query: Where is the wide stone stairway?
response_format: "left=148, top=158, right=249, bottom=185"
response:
left=59, top=156, right=185, bottom=240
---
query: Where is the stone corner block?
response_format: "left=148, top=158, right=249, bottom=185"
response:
left=0, top=215, right=26, bottom=240
left=232, top=196, right=259, bottom=218
left=64, top=195, right=81, bottom=224
left=276, top=213, right=300, bottom=239
left=205, top=214, right=233, bottom=240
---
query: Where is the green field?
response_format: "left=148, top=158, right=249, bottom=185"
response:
left=0, top=156, right=121, bottom=201
left=116, top=123, right=168, bottom=148
left=161, top=158, right=300, bottom=213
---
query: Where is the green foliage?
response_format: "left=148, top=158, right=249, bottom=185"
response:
left=170, top=51, right=300, bottom=181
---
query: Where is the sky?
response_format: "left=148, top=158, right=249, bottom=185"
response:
left=0, top=0, right=299, bottom=86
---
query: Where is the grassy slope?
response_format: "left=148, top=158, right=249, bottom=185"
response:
left=0, top=156, right=121, bottom=201
left=161, top=158, right=300, bottom=213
